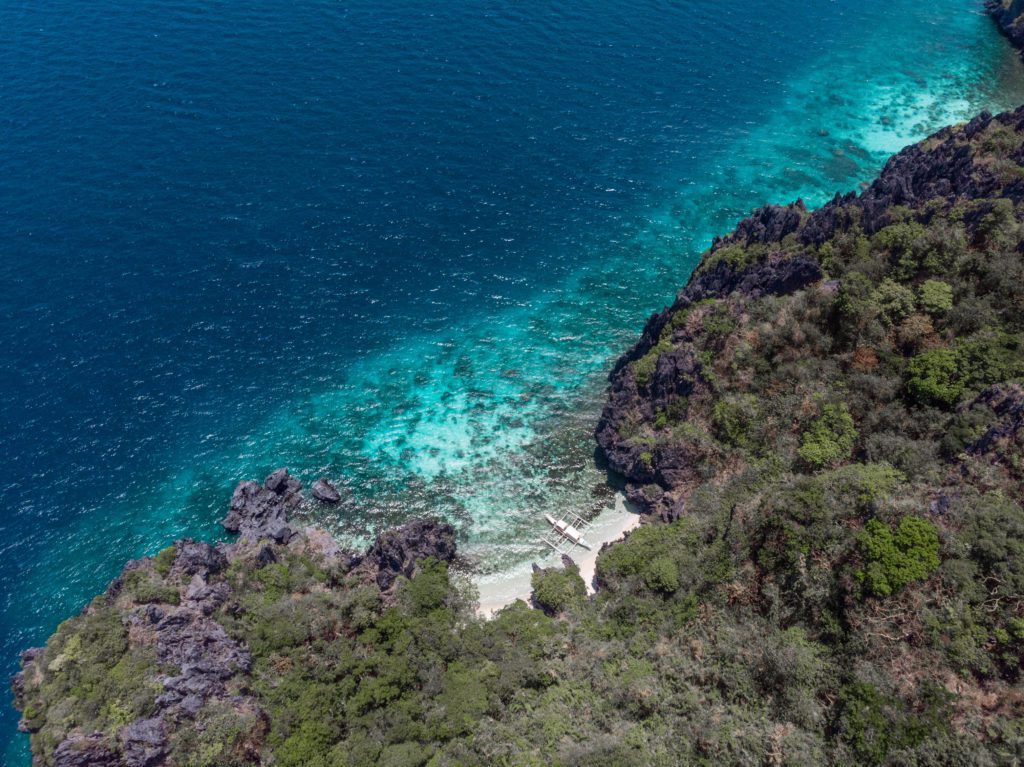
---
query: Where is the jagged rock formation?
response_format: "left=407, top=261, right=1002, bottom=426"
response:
left=13, top=471, right=458, bottom=767
left=222, top=468, right=302, bottom=543
left=988, top=0, right=1024, bottom=55
left=358, top=518, right=457, bottom=590
left=598, top=105, right=1024, bottom=520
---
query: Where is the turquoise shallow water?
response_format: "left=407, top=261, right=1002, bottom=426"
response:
left=2, top=0, right=1024, bottom=759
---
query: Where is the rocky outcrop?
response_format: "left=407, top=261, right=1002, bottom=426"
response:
left=804, top=108, right=1024, bottom=243
left=711, top=200, right=807, bottom=251
left=15, top=469, right=462, bottom=766
left=360, top=518, right=458, bottom=590
left=967, top=384, right=1024, bottom=460
left=172, top=540, right=227, bottom=578
left=222, top=468, right=302, bottom=543
left=597, top=104, right=1024, bottom=519
left=52, top=735, right=120, bottom=767
left=683, top=253, right=822, bottom=306
left=117, top=718, right=166, bottom=767
left=988, top=0, right=1024, bottom=56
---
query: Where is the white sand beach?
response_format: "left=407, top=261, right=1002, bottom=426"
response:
left=474, top=493, right=641, bottom=618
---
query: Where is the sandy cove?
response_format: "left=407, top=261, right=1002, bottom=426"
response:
left=473, top=493, right=641, bottom=618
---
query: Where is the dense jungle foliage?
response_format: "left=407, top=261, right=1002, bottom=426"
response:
left=14, top=110, right=1024, bottom=766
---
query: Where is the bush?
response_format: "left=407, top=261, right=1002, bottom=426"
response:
left=399, top=558, right=451, bottom=616
left=873, top=279, right=916, bottom=324
left=153, top=545, right=177, bottom=576
left=642, top=556, right=680, bottom=594
left=798, top=404, right=857, bottom=468
left=906, top=347, right=962, bottom=406
left=856, top=516, right=941, bottom=597
left=531, top=565, right=586, bottom=615
left=122, top=568, right=180, bottom=605
left=712, top=395, right=759, bottom=449
left=918, top=279, right=953, bottom=315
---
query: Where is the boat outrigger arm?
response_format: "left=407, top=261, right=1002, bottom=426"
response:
left=543, top=511, right=593, bottom=553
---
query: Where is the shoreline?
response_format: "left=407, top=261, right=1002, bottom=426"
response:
left=473, top=493, right=641, bottom=618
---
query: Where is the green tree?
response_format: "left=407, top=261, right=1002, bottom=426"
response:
left=906, top=347, right=962, bottom=406
left=798, top=404, right=858, bottom=468
left=857, top=516, right=941, bottom=597
left=918, top=279, right=953, bottom=315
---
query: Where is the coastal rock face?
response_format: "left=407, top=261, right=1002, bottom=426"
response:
left=988, top=0, right=1024, bottom=55
left=172, top=540, right=226, bottom=577
left=598, top=104, right=1024, bottom=518
left=14, top=472, right=458, bottom=767
left=360, top=517, right=458, bottom=590
left=222, top=468, right=302, bottom=543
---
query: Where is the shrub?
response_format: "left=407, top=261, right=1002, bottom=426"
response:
left=798, top=404, right=858, bottom=468
left=918, top=279, right=953, bottom=315
left=400, top=557, right=451, bottom=616
left=873, top=279, right=916, bottom=324
left=531, top=565, right=586, bottom=615
left=642, top=556, right=680, bottom=594
left=896, top=313, right=935, bottom=354
left=856, top=516, right=941, bottom=597
left=712, top=395, right=758, bottom=449
left=906, top=347, right=962, bottom=406
left=153, top=545, right=177, bottom=576
left=122, top=569, right=180, bottom=605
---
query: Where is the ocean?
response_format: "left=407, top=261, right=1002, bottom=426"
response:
left=2, top=0, right=1023, bottom=760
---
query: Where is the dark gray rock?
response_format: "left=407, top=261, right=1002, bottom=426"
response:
left=363, top=518, right=458, bottom=590
left=256, top=545, right=277, bottom=568
left=151, top=606, right=252, bottom=716
left=154, top=609, right=250, bottom=674
left=680, top=253, right=822, bottom=306
left=222, top=468, right=301, bottom=543
left=710, top=200, right=806, bottom=251
left=183, top=575, right=231, bottom=616
left=173, top=540, right=227, bottom=577
left=119, top=717, right=167, bottom=767
left=311, top=478, right=342, bottom=504
left=987, top=0, right=1024, bottom=57
left=53, top=734, right=120, bottom=767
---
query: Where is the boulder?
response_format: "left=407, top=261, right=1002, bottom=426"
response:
left=311, top=478, right=342, bottom=504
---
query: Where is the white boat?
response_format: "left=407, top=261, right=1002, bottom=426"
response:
left=545, top=513, right=592, bottom=550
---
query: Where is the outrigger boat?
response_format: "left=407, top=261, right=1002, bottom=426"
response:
left=543, top=511, right=592, bottom=552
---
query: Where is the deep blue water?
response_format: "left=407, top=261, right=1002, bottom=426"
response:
left=2, top=0, right=1023, bottom=760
